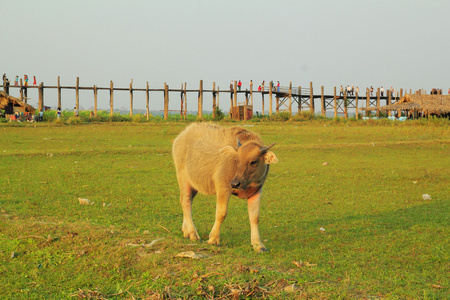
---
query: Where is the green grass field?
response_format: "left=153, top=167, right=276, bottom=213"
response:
left=1, top=120, right=449, bottom=299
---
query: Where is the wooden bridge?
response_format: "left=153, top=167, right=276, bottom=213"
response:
left=2, top=77, right=408, bottom=120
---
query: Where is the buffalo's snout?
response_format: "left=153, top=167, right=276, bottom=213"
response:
left=230, top=179, right=240, bottom=189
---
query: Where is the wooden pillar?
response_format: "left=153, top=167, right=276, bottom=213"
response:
left=321, top=85, right=325, bottom=117
left=129, top=79, right=133, bottom=116
left=146, top=82, right=150, bottom=120
left=94, top=85, right=98, bottom=116
left=376, top=87, right=380, bottom=117
left=57, top=76, right=61, bottom=109
left=355, top=91, right=359, bottom=119
left=386, top=90, right=390, bottom=106
left=180, top=83, right=184, bottom=119
left=309, top=82, right=314, bottom=113
left=212, top=82, right=216, bottom=119
left=366, top=88, right=370, bottom=117
left=288, top=81, right=292, bottom=116
left=334, top=86, right=337, bottom=118
left=24, top=84, right=28, bottom=105
left=110, top=81, right=114, bottom=116
left=250, top=80, right=253, bottom=106
left=198, top=80, right=203, bottom=118
left=276, top=94, right=279, bottom=114
left=244, top=97, right=248, bottom=121
left=19, top=79, right=24, bottom=102
left=298, top=86, right=302, bottom=113
left=216, top=85, right=219, bottom=111
left=233, top=81, right=237, bottom=107
left=269, top=81, right=273, bottom=116
left=76, top=77, right=79, bottom=112
left=38, top=82, right=44, bottom=112
left=164, top=82, right=169, bottom=120
left=261, top=82, right=265, bottom=116
left=184, top=83, right=187, bottom=119
left=344, top=90, right=348, bottom=119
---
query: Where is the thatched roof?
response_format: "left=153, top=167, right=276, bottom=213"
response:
left=360, top=94, right=450, bottom=114
left=0, top=91, right=36, bottom=113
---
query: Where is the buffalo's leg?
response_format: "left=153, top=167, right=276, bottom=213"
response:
left=208, top=191, right=230, bottom=246
left=179, top=178, right=200, bottom=240
left=247, top=190, right=268, bottom=252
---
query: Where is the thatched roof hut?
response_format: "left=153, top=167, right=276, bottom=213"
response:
left=0, top=91, right=36, bottom=115
left=360, top=94, right=450, bottom=116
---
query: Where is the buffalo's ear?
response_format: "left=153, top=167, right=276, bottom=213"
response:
left=264, top=151, right=278, bottom=164
left=220, top=145, right=237, bottom=156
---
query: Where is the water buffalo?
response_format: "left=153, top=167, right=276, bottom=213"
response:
left=172, top=123, right=278, bottom=252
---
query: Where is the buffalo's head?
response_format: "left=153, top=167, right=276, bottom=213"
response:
left=220, top=139, right=278, bottom=190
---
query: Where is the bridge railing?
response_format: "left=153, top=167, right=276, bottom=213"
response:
left=261, top=85, right=310, bottom=95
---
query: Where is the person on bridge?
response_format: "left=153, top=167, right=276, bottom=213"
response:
left=380, top=86, right=384, bottom=97
left=238, top=80, right=242, bottom=91
left=340, top=85, right=344, bottom=97
left=277, top=81, right=280, bottom=92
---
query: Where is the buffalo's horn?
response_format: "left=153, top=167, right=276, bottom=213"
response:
left=237, top=138, right=242, bottom=149
left=260, top=143, right=276, bottom=154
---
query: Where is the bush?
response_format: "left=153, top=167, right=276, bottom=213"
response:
left=67, top=117, right=82, bottom=125
left=213, top=108, right=225, bottom=121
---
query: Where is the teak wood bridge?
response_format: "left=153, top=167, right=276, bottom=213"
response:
left=3, top=77, right=408, bottom=120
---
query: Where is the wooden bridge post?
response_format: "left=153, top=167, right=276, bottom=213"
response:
left=355, top=91, right=359, bottom=119
left=57, top=76, right=61, bottom=109
left=184, top=83, right=187, bottom=119
left=298, top=86, right=302, bottom=114
left=24, top=83, right=28, bottom=105
left=269, top=81, right=273, bottom=116
left=180, top=83, right=184, bottom=120
left=216, top=85, right=219, bottom=112
left=376, top=88, right=380, bottom=117
left=164, top=82, right=169, bottom=120
left=334, top=86, right=337, bottom=118
left=233, top=81, right=237, bottom=107
left=129, top=79, right=133, bottom=116
left=250, top=80, right=253, bottom=106
left=198, top=80, right=203, bottom=118
left=288, top=81, right=292, bottom=115
left=146, top=82, right=150, bottom=120
left=387, top=90, right=392, bottom=116
left=366, top=88, right=370, bottom=117
left=76, top=77, right=79, bottom=112
left=38, top=82, right=44, bottom=112
left=309, top=82, right=314, bottom=114
left=344, top=90, right=348, bottom=119
left=212, top=82, right=216, bottom=119
left=19, top=79, right=23, bottom=102
left=261, top=82, right=265, bottom=116
left=94, top=85, right=98, bottom=116
left=321, top=86, right=325, bottom=117
left=110, top=81, right=114, bottom=116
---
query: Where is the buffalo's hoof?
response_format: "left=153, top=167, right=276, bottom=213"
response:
left=207, top=237, right=220, bottom=246
left=183, top=230, right=200, bottom=241
left=253, top=246, right=269, bottom=253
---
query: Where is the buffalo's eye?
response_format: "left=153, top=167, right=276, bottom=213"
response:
left=250, top=160, right=258, bottom=166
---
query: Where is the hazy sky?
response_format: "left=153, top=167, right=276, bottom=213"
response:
left=2, top=0, right=449, bottom=112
